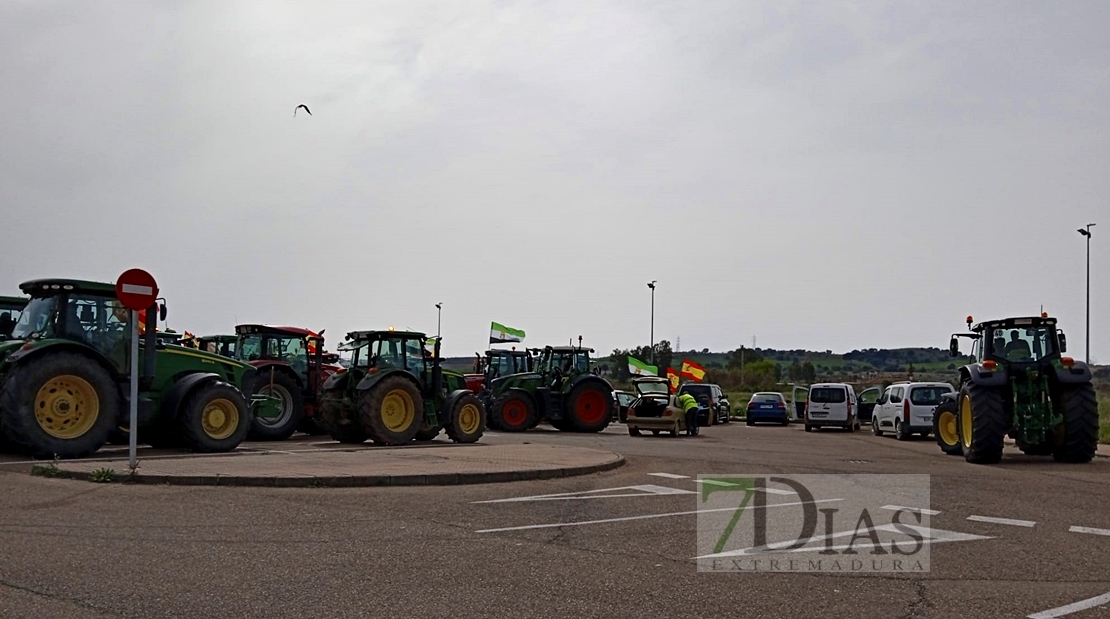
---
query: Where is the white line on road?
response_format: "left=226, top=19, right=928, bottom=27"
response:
left=691, top=479, right=794, bottom=495
left=472, top=484, right=695, bottom=504
left=648, top=472, right=689, bottom=479
left=881, top=505, right=941, bottom=516
left=475, top=498, right=844, bottom=533
left=1069, top=526, right=1110, bottom=537
left=1028, top=590, right=1110, bottom=618
left=967, top=515, right=1036, bottom=528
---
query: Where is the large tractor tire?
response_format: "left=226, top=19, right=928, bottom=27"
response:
left=318, top=390, right=368, bottom=444
left=249, top=370, right=304, bottom=441
left=359, top=377, right=423, bottom=446
left=564, top=383, right=612, bottom=433
left=0, top=352, right=118, bottom=459
left=491, top=392, right=535, bottom=432
left=177, top=381, right=251, bottom=453
left=933, top=399, right=962, bottom=456
left=445, top=392, right=486, bottom=444
left=958, top=382, right=1006, bottom=464
left=1052, top=384, right=1099, bottom=463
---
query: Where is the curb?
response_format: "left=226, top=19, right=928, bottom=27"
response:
left=46, top=454, right=627, bottom=488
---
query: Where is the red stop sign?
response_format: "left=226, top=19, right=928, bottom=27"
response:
left=115, top=269, right=159, bottom=311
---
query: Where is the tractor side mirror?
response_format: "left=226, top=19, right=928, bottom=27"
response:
left=158, top=303, right=167, bottom=321
left=1058, top=332, right=1067, bottom=353
left=949, top=337, right=959, bottom=357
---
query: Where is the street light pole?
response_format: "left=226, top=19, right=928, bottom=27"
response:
left=647, top=281, right=656, bottom=366
left=435, top=303, right=442, bottom=339
left=1078, top=225, right=1095, bottom=364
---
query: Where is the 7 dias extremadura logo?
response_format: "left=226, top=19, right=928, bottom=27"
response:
left=695, top=474, right=956, bottom=573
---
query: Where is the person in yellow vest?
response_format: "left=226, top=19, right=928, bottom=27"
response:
left=677, top=391, right=699, bottom=436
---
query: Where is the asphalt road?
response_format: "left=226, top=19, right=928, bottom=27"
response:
left=1, top=421, right=1109, bottom=619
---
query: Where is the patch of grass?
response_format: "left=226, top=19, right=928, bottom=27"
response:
left=89, top=468, right=116, bottom=483
left=30, top=455, right=61, bottom=478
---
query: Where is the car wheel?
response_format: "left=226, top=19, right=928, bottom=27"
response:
left=872, top=416, right=884, bottom=436
left=804, top=424, right=812, bottom=433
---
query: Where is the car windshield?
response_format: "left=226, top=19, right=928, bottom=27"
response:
left=636, top=381, right=669, bottom=395
left=810, top=387, right=846, bottom=403
left=910, top=386, right=951, bottom=406
left=681, top=385, right=711, bottom=398
left=751, top=393, right=784, bottom=403
left=990, top=325, right=1055, bottom=362
left=10, top=296, right=56, bottom=339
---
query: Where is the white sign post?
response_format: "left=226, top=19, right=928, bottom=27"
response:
left=115, top=268, right=159, bottom=473
left=129, top=310, right=139, bottom=470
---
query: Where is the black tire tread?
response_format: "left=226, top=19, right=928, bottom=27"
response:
left=961, top=383, right=1006, bottom=464
left=318, top=389, right=367, bottom=444
left=177, top=381, right=251, bottom=453
left=1053, top=384, right=1099, bottom=463
left=444, top=392, right=486, bottom=444
left=360, top=376, right=423, bottom=446
left=249, top=369, right=305, bottom=441
left=492, top=392, right=535, bottom=433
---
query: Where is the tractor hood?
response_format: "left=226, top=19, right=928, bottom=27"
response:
left=159, top=343, right=250, bottom=369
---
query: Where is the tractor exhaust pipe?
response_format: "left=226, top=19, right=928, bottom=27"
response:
left=142, top=301, right=157, bottom=387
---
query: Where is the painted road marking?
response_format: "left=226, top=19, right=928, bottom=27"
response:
left=1028, top=590, right=1110, bottom=618
left=475, top=498, right=843, bottom=534
left=881, top=505, right=941, bottom=516
left=695, top=524, right=993, bottom=560
left=1069, top=526, right=1110, bottom=537
left=967, top=515, right=1036, bottom=528
left=472, top=484, right=696, bottom=504
left=648, top=472, right=689, bottom=479
left=691, top=479, right=795, bottom=496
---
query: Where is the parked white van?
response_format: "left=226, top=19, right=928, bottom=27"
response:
left=871, top=382, right=956, bottom=440
left=804, top=383, right=860, bottom=432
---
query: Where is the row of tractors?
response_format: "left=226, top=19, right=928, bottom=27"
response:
left=0, top=278, right=618, bottom=461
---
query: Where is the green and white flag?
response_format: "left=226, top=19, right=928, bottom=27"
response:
left=628, top=356, right=657, bottom=376
left=490, top=321, right=525, bottom=344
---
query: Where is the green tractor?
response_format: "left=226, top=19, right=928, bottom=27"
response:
left=464, top=347, right=537, bottom=428
left=0, top=279, right=258, bottom=459
left=317, top=329, right=485, bottom=445
left=935, top=314, right=1099, bottom=464
left=0, top=296, right=28, bottom=339
left=486, top=340, right=614, bottom=433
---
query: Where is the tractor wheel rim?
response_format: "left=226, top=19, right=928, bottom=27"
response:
left=256, top=384, right=293, bottom=427
left=202, top=398, right=239, bottom=440
left=960, top=395, right=973, bottom=449
left=381, top=390, right=416, bottom=432
left=459, top=403, right=481, bottom=435
left=34, top=375, right=99, bottom=439
left=503, top=400, right=526, bottom=426
left=938, top=410, right=959, bottom=446
left=574, top=391, right=607, bottom=425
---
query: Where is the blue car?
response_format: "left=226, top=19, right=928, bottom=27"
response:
left=745, top=392, right=790, bottom=425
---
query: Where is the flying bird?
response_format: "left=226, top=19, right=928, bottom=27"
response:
left=294, top=104, right=311, bottom=117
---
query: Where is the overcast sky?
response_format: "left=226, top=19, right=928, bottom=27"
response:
left=1, top=1, right=1106, bottom=361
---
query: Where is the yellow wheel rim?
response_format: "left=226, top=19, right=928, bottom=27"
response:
left=202, top=398, right=239, bottom=440
left=937, top=410, right=959, bottom=447
left=381, top=389, right=416, bottom=432
left=960, top=395, right=973, bottom=449
left=34, top=375, right=99, bottom=439
left=458, top=403, right=481, bottom=435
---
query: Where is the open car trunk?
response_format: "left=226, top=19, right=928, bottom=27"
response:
left=632, top=395, right=670, bottom=418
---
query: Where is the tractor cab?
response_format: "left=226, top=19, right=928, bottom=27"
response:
left=538, top=345, right=592, bottom=382
left=0, top=296, right=28, bottom=339
left=199, top=334, right=238, bottom=358
left=234, top=325, right=327, bottom=384
left=950, top=315, right=1068, bottom=369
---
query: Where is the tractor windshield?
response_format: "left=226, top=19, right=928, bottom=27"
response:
left=239, top=334, right=264, bottom=361
left=990, top=326, right=1055, bottom=362
left=10, top=296, right=56, bottom=339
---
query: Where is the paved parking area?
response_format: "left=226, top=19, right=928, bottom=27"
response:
left=1, top=422, right=1107, bottom=618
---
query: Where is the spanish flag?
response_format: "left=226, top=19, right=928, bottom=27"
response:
left=666, top=367, right=680, bottom=393
left=680, top=358, right=706, bottom=382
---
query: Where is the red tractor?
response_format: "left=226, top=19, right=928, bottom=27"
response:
left=235, top=324, right=344, bottom=440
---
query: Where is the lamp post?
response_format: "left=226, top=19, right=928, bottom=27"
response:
left=435, top=303, right=442, bottom=339
left=1078, top=224, right=1095, bottom=364
left=647, top=281, right=656, bottom=365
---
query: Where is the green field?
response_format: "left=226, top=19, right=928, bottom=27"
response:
left=1100, top=392, right=1109, bottom=445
